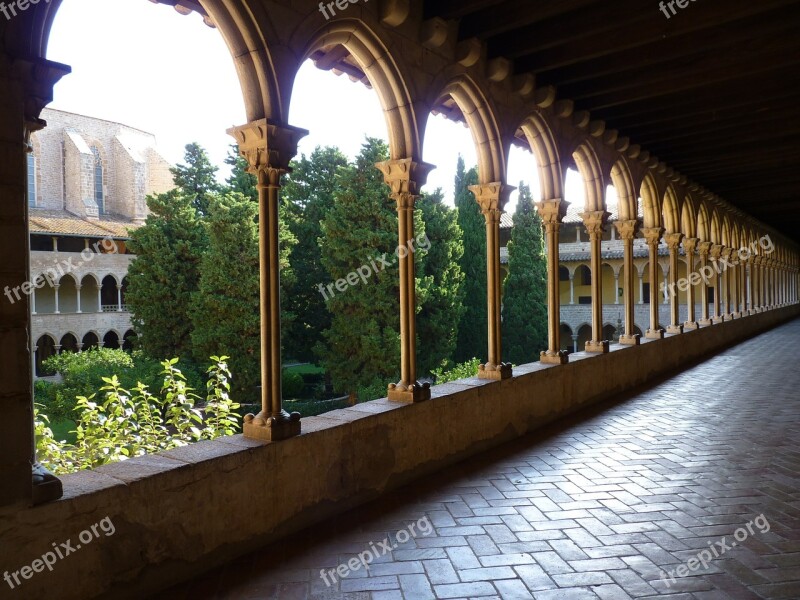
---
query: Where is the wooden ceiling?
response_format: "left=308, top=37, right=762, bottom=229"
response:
left=423, top=0, right=800, bottom=240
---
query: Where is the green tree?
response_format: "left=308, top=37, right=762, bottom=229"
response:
left=126, top=189, right=208, bottom=361
left=417, top=188, right=465, bottom=375
left=453, top=156, right=487, bottom=363
left=224, top=144, right=257, bottom=201
left=171, top=142, right=220, bottom=216
left=190, top=193, right=265, bottom=403
left=315, top=138, right=403, bottom=396
left=501, top=182, right=548, bottom=364
left=282, top=146, right=349, bottom=362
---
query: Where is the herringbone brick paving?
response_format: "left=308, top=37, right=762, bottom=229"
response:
left=157, top=319, right=800, bottom=599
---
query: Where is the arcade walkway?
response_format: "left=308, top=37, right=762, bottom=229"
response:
left=156, top=319, right=800, bottom=600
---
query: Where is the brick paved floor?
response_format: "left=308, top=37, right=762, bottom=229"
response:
left=156, top=319, right=800, bottom=599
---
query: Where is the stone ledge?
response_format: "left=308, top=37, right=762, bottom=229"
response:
left=0, top=304, right=797, bottom=600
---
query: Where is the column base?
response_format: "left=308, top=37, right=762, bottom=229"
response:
left=666, top=325, right=684, bottom=334
left=243, top=410, right=301, bottom=442
left=585, top=340, right=610, bottom=353
left=540, top=350, right=569, bottom=365
left=32, top=462, right=63, bottom=506
left=713, top=315, right=725, bottom=324
left=733, top=312, right=743, bottom=319
left=478, top=362, right=513, bottom=380
left=388, top=381, right=431, bottom=403
left=698, top=318, right=713, bottom=327
left=646, top=328, right=665, bottom=340
left=619, top=334, right=640, bottom=346
left=683, top=321, right=699, bottom=330
left=727, top=313, right=738, bottom=320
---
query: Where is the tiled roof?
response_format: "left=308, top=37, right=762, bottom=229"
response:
left=29, top=210, right=139, bottom=238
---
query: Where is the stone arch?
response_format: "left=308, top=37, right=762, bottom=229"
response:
left=35, top=334, right=57, bottom=376
left=296, top=19, right=423, bottom=162
left=426, top=73, right=506, bottom=184
left=571, top=143, right=605, bottom=212
left=710, top=208, right=722, bottom=244
left=662, top=186, right=680, bottom=234
left=60, top=332, right=79, bottom=353
left=609, top=157, right=637, bottom=222
left=58, top=272, right=79, bottom=313
left=680, top=195, right=697, bottom=239
left=639, top=172, right=662, bottom=228
left=721, top=214, right=732, bottom=247
left=103, top=330, right=121, bottom=350
left=697, top=202, right=711, bottom=242
left=518, top=112, right=563, bottom=201
left=82, top=331, right=100, bottom=351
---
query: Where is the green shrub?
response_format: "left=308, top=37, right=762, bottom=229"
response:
left=431, top=358, right=480, bottom=384
left=282, top=370, right=305, bottom=399
left=34, top=356, right=240, bottom=475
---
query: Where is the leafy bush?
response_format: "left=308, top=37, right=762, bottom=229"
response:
left=282, top=370, right=305, bottom=399
left=35, top=356, right=240, bottom=475
left=38, top=348, right=203, bottom=420
left=431, top=358, right=481, bottom=384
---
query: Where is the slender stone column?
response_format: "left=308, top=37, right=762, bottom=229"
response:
left=753, top=256, right=762, bottom=312
left=96, top=284, right=102, bottom=312
left=663, top=233, right=684, bottom=334
left=729, top=250, right=740, bottom=318
left=470, top=182, right=514, bottom=379
left=378, top=159, right=435, bottom=398
left=642, top=228, right=665, bottom=339
left=739, top=257, right=747, bottom=315
left=710, top=244, right=724, bottom=323
left=53, top=283, right=60, bottom=314
left=743, top=258, right=752, bottom=315
left=662, top=270, right=669, bottom=304
left=697, top=242, right=712, bottom=326
left=638, top=270, right=644, bottom=305
left=721, top=247, right=735, bottom=318
left=228, top=120, right=306, bottom=440
left=613, top=271, right=620, bottom=305
left=614, top=220, right=639, bottom=345
left=116, top=284, right=123, bottom=312
left=75, top=283, right=82, bottom=313
left=572, top=335, right=578, bottom=354
left=569, top=274, right=575, bottom=305
left=683, top=237, right=699, bottom=330
left=536, top=199, right=569, bottom=364
left=581, top=210, right=610, bottom=353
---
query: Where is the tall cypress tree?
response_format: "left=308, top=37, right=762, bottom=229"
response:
left=126, top=189, right=208, bottom=361
left=170, top=143, right=220, bottom=217
left=417, top=188, right=465, bottom=375
left=454, top=156, right=487, bottom=363
left=281, top=146, right=349, bottom=362
left=501, top=182, right=548, bottom=364
left=315, top=138, right=403, bottom=395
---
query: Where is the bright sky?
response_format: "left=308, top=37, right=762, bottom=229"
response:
left=47, top=0, right=590, bottom=213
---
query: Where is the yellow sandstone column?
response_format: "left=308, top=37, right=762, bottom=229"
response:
left=580, top=210, right=610, bottom=352
left=682, top=237, right=699, bottom=330
left=228, top=120, right=306, bottom=441
left=697, top=242, right=713, bottom=326
left=536, top=199, right=570, bottom=364
left=710, top=244, right=725, bottom=323
left=642, top=227, right=665, bottom=339
left=471, top=183, right=513, bottom=379
left=376, top=159, right=435, bottom=402
left=614, top=220, right=640, bottom=345
left=663, top=233, right=684, bottom=334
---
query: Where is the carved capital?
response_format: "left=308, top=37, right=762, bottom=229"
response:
left=535, top=198, right=569, bottom=226
left=11, top=57, right=71, bottom=149
left=697, top=241, right=713, bottom=256
left=641, top=227, right=664, bottom=247
left=375, top=159, right=435, bottom=208
left=614, top=219, right=638, bottom=241
left=710, top=244, right=724, bottom=260
left=469, top=182, right=515, bottom=222
left=227, top=120, right=308, bottom=185
left=663, top=232, right=684, bottom=251
left=683, top=237, right=699, bottom=255
left=579, top=210, right=609, bottom=238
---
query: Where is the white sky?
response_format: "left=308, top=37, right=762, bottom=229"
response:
left=47, top=0, right=590, bottom=213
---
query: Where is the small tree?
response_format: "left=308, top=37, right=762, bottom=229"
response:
left=502, top=182, right=548, bottom=364
left=171, top=142, right=221, bottom=216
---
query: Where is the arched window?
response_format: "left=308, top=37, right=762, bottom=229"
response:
left=91, top=146, right=104, bottom=213
left=27, top=154, right=36, bottom=207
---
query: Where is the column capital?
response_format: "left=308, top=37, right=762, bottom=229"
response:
left=641, top=227, right=664, bottom=247
left=375, top=158, right=436, bottom=203
left=710, top=244, right=724, bottom=259
left=663, top=232, right=684, bottom=250
left=683, top=237, right=699, bottom=254
left=535, top=198, right=569, bottom=225
left=697, top=241, right=713, bottom=256
left=227, top=119, right=308, bottom=184
left=614, top=219, right=638, bottom=240
left=469, top=182, right=515, bottom=221
left=721, top=247, right=734, bottom=259
left=11, top=57, right=71, bottom=147
left=579, top=210, right=609, bottom=237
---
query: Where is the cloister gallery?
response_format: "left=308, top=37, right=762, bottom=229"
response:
left=1, top=1, right=799, bottom=599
